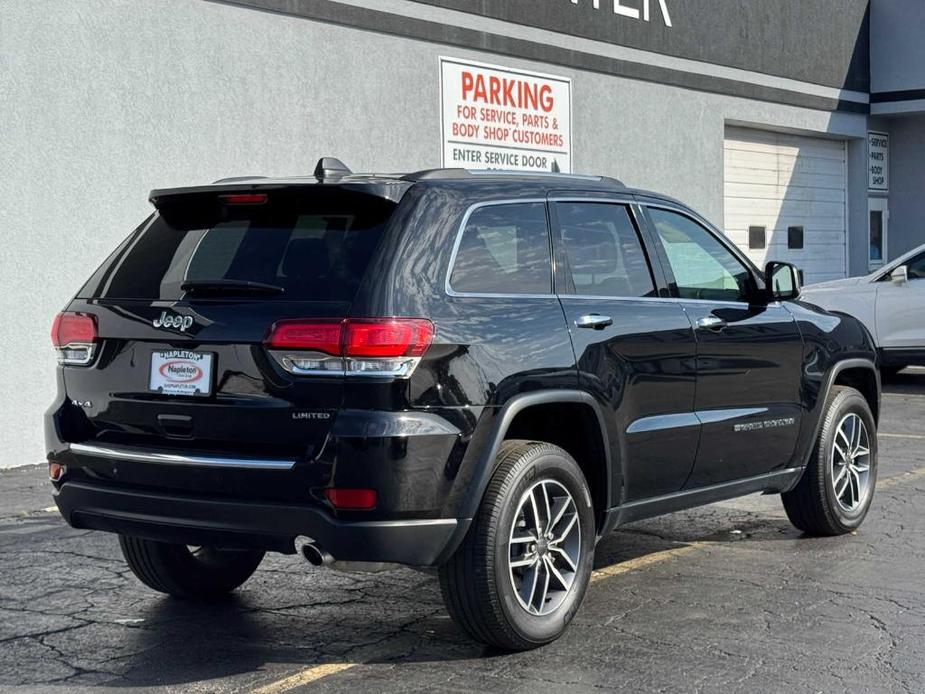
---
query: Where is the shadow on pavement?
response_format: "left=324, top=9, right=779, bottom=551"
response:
left=881, top=367, right=925, bottom=396
left=84, top=498, right=801, bottom=688
left=8, top=371, right=923, bottom=689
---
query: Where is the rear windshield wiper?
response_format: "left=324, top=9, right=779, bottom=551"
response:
left=180, top=280, right=285, bottom=296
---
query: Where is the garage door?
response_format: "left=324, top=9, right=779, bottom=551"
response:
left=724, top=126, right=847, bottom=284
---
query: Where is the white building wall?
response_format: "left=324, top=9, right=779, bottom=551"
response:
left=0, top=0, right=869, bottom=468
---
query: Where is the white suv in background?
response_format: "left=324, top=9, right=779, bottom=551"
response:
left=800, top=243, right=925, bottom=375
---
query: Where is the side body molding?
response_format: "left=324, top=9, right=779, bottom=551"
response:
left=600, top=358, right=880, bottom=531
left=436, top=359, right=877, bottom=563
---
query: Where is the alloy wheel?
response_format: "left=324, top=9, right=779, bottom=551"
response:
left=507, top=479, right=581, bottom=616
left=831, top=412, right=872, bottom=512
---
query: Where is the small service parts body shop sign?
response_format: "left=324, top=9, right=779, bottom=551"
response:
left=441, top=58, right=572, bottom=173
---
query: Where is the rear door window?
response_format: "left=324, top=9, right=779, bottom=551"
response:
left=448, top=202, right=551, bottom=295
left=80, top=189, right=396, bottom=302
left=554, top=202, right=656, bottom=298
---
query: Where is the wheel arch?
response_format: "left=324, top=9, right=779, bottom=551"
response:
left=833, top=363, right=881, bottom=424
left=458, top=390, right=613, bottom=532
left=784, top=357, right=880, bottom=493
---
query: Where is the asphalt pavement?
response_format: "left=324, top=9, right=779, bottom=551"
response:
left=2, top=370, right=925, bottom=693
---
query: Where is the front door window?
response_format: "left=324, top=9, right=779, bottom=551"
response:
left=648, top=208, right=754, bottom=303
left=908, top=252, right=925, bottom=280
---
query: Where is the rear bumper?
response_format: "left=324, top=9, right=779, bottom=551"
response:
left=54, top=480, right=465, bottom=567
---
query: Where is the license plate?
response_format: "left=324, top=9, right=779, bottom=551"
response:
left=149, top=350, right=213, bottom=397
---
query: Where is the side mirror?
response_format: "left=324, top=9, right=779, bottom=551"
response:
left=891, top=265, right=909, bottom=285
left=765, top=261, right=801, bottom=301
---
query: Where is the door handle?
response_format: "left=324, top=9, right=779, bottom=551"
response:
left=696, top=315, right=727, bottom=332
left=576, top=314, right=614, bottom=330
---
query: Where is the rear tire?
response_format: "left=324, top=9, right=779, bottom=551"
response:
left=782, top=386, right=877, bottom=536
left=439, top=440, right=595, bottom=651
left=119, top=536, right=264, bottom=599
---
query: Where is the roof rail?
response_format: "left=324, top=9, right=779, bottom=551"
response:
left=468, top=169, right=611, bottom=183
left=401, top=168, right=467, bottom=181
left=403, top=168, right=625, bottom=187
left=212, top=176, right=268, bottom=184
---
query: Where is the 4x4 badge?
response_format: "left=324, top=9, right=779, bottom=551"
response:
left=153, top=311, right=194, bottom=332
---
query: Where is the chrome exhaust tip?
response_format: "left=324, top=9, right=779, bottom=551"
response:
left=296, top=537, right=333, bottom=567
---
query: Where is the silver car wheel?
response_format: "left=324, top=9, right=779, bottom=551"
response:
left=831, top=412, right=872, bottom=513
left=507, top=479, right=581, bottom=616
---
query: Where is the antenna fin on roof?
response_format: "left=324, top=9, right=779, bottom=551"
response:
left=551, top=160, right=561, bottom=174
left=314, top=158, right=352, bottom=182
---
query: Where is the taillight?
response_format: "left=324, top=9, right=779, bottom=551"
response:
left=344, top=320, right=434, bottom=358
left=51, top=313, right=97, bottom=365
left=325, top=488, right=377, bottom=510
left=266, top=321, right=342, bottom=354
left=48, top=462, right=67, bottom=482
left=265, top=318, right=435, bottom=378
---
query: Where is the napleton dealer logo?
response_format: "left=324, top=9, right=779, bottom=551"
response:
left=158, top=360, right=203, bottom=383
left=567, top=0, right=673, bottom=27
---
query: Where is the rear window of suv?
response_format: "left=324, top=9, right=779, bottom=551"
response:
left=80, top=189, right=396, bottom=302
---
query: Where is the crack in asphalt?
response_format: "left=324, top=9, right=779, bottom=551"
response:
left=3, top=404, right=925, bottom=692
left=4, top=500, right=922, bottom=694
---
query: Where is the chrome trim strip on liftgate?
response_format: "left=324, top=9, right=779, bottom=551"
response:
left=69, top=443, right=296, bottom=471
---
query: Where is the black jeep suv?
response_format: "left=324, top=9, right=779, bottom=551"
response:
left=48, top=159, right=880, bottom=650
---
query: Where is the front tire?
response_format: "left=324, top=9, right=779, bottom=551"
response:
left=439, top=440, right=595, bottom=651
left=119, top=536, right=264, bottom=599
left=782, top=386, right=878, bottom=536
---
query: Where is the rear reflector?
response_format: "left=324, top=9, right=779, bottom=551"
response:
left=48, top=462, right=66, bottom=482
left=51, top=313, right=97, bottom=347
left=325, top=488, right=377, bottom=510
left=220, top=193, right=268, bottom=205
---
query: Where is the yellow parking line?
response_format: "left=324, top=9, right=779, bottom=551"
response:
left=248, top=465, right=925, bottom=693
left=877, top=466, right=925, bottom=490
left=591, top=543, right=704, bottom=583
left=250, top=547, right=706, bottom=693
left=250, top=663, right=356, bottom=694
left=880, top=432, right=925, bottom=440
